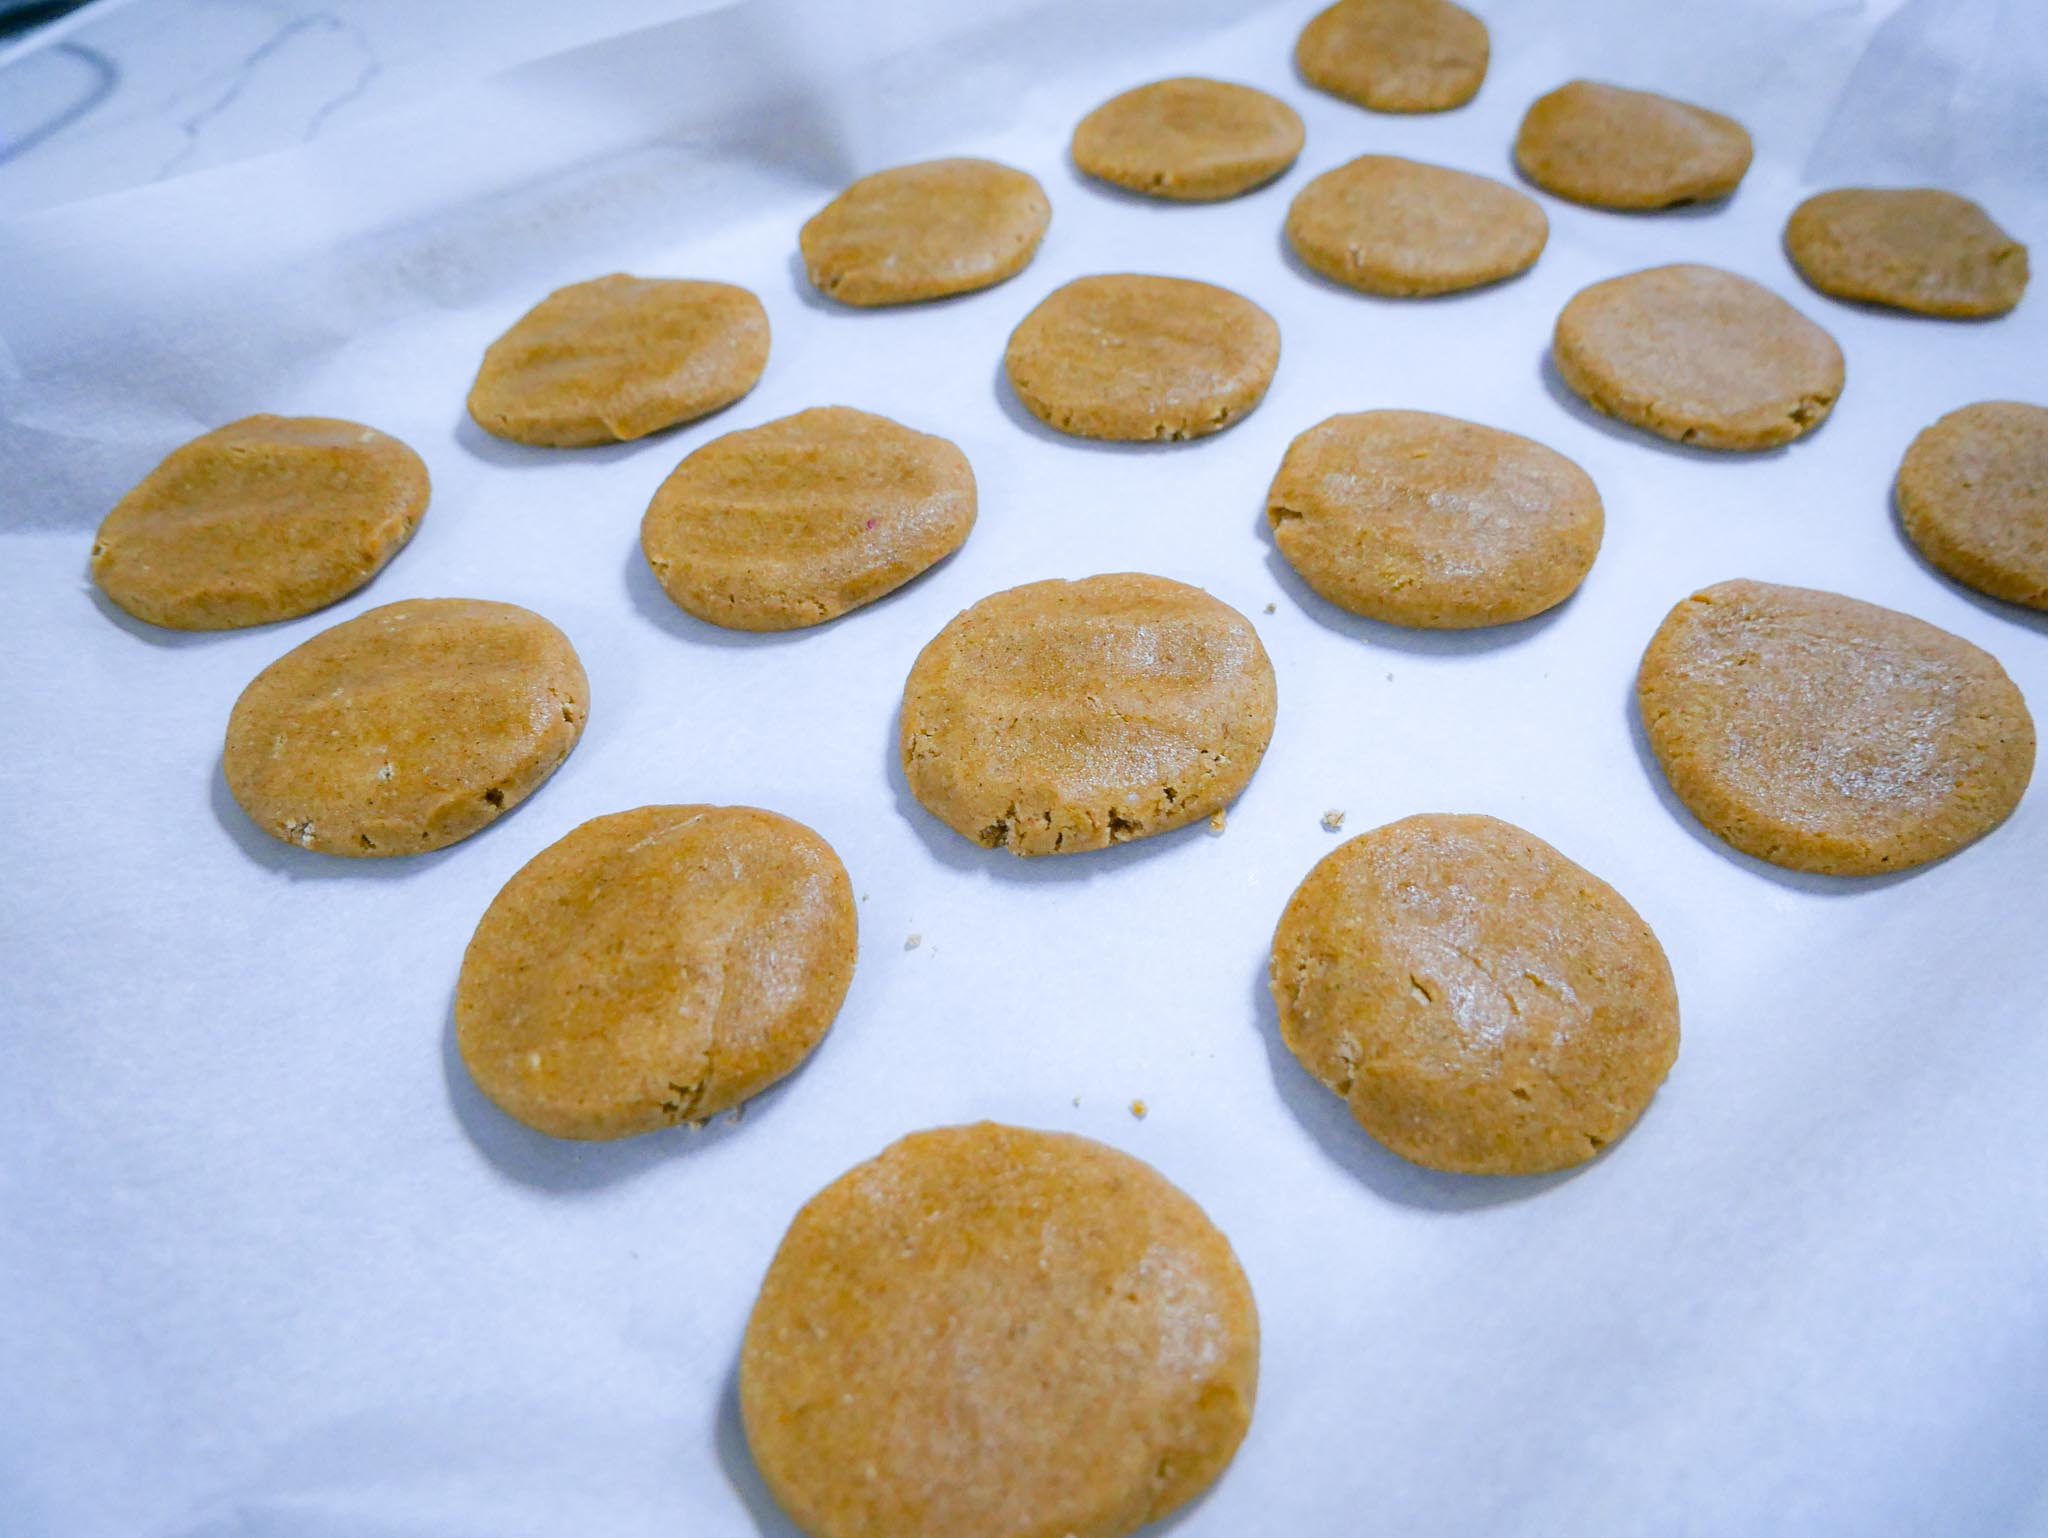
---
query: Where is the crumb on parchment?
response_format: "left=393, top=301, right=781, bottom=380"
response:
left=1263, top=602, right=1276, bottom=613
left=1322, top=809, right=1346, bottom=831
left=1207, top=809, right=1227, bottom=835
left=1130, top=1099, right=1148, bottom=1119
left=905, top=933, right=921, bottom=950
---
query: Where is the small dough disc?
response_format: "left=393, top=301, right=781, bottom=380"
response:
left=91, top=415, right=428, bottom=631
left=1897, top=401, right=2048, bottom=609
left=1267, top=410, right=1602, bottom=627
left=901, top=573, right=1276, bottom=855
left=800, top=158, right=1051, bottom=306
left=467, top=274, right=769, bottom=447
left=741, top=1122, right=1259, bottom=1538
left=641, top=407, right=976, bottom=631
left=1638, top=579, right=2035, bottom=875
left=1513, top=81, right=1752, bottom=210
left=1295, top=0, right=1488, bottom=113
left=1071, top=77, right=1304, bottom=201
left=1553, top=264, right=1844, bottom=450
left=1271, top=814, right=1679, bottom=1175
left=1785, top=187, right=2030, bottom=318
left=223, top=598, right=588, bottom=856
left=1285, top=154, right=1547, bottom=296
left=456, top=805, right=856, bottom=1140
left=1004, top=274, right=1280, bottom=441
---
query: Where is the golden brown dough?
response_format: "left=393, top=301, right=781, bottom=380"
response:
left=1285, top=154, right=1547, bottom=296
left=1514, top=81, right=1752, bottom=210
left=1897, top=401, right=2048, bottom=609
left=1072, top=77, right=1303, bottom=201
left=1786, top=188, right=2028, bottom=318
left=800, top=158, right=1050, bottom=306
left=741, top=1122, right=1259, bottom=1538
left=1296, top=0, right=1488, bottom=113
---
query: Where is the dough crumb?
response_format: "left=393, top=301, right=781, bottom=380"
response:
left=1207, top=809, right=1228, bottom=835
left=1263, top=602, right=1276, bottom=614
left=1130, top=1099, right=1148, bottom=1119
left=905, top=932, right=922, bottom=950
left=1322, top=809, right=1347, bottom=831
left=1072, top=1095, right=1081, bottom=1107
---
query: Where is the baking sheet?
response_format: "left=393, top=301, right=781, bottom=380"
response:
left=4, top=1, right=2047, bottom=1534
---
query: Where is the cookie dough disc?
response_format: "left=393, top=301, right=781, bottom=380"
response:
left=1553, top=264, right=1844, bottom=450
left=1638, top=580, right=2035, bottom=874
left=742, top=1122, right=1259, bottom=1538
left=467, top=275, right=769, bottom=447
left=1285, top=154, right=1547, bottom=296
left=1296, top=0, right=1488, bottom=112
left=223, top=598, right=588, bottom=856
left=456, top=805, right=856, bottom=1139
left=1267, top=410, right=1602, bottom=626
left=1071, top=77, right=1304, bottom=201
left=641, top=407, right=976, bottom=631
left=91, top=415, right=428, bottom=631
left=1513, top=81, right=1752, bottom=210
left=1271, top=814, right=1678, bottom=1175
left=1785, top=187, right=2030, bottom=318
left=900, top=573, right=1276, bottom=855
left=800, top=158, right=1051, bottom=306
left=1003, top=275, right=1280, bottom=441
left=1897, top=401, right=2048, bottom=609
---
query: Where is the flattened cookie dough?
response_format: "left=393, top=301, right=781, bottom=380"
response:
left=224, top=598, right=588, bottom=856
left=1638, top=580, right=2035, bottom=875
left=1786, top=187, right=2029, bottom=318
left=1286, top=154, right=1546, bottom=296
left=742, top=1122, right=1258, bottom=1538
left=1271, top=814, right=1679, bottom=1174
left=901, top=573, right=1276, bottom=855
left=91, top=415, right=428, bottom=631
left=456, top=805, right=856, bottom=1139
left=1514, top=81, right=1752, bottom=210
left=1296, top=0, right=1488, bottom=113
left=641, top=407, right=975, bottom=631
left=467, top=274, right=769, bottom=446
left=800, top=158, right=1050, bottom=306
left=1554, top=264, right=1844, bottom=450
left=1072, top=77, right=1304, bottom=201
left=1897, top=401, right=2048, bottom=609
left=1268, top=410, right=1601, bottom=627
left=1004, top=275, right=1280, bottom=441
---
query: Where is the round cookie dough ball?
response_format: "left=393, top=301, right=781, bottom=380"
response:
left=1072, top=77, right=1304, bottom=201
left=1513, top=81, right=1752, bottom=211
left=800, top=158, right=1051, bottom=307
left=1296, top=0, right=1488, bottom=113
left=641, top=406, right=975, bottom=631
left=901, top=573, right=1276, bottom=855
left=1271, top=814, right=1679, bottom=1175
left=1003, top=274, right=1280, bottom=441
left=1785, top=187, right=2029, bottom=318
left=1285, top=154, right=1547, bottom=296
left=1553, top=264, right=1844, bottom=450
left=456, top=805, right=856, bottom=1139
left=1638, top=579, right=2035, bottom=875
left=223, top=598, right=588, bottom=856
left=468, top=275, right=768, bottom=447
left=1897, top=401, right=2048, bottom=609
left=91, top=415, right=428, bottom=631
left=742, top=1122, right=1259, bottom=1538
left=1267, top=410, right=1602, bottom=627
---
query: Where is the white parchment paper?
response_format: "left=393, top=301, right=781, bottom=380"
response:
left=4, top=2, right=2046, bottom=1535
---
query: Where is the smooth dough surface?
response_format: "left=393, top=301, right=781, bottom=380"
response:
left=800, top=158, right=1050, bottom=306
left=1285, top=154, right=1547, bottom=296
left=1270, top=814, right=1679, bottom=1175
left=456, top=805, right=855, bottom=1139
left=1004, top=275, right=1280, bottom=441
left=1513, top=80, right=1752, bottom=210
left=91, top=415, right=428, bottom=631
left=224, top=598, right=588, bottom=856
left=900, top=573, right=1276, bottom=855
left=741, top=1122, right=1259, bottom=1538
left=1071, top=77, right=1303, bottom=201
left=1295, top=0, right=1488, bottom=113
left=1267, top=410, right=1602, bottom=627
left=1553, top=264, right=1844, bottom=450
left=1785, top=187, right=2029, bottom=318
left=467, top=274, right=769, bottom=446
left=641, top=407, right=975, bottom=630
left=1638, top=579, right=2034, bottom=875
left=1897, top=401, right=2048, bottom=609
